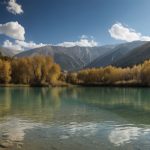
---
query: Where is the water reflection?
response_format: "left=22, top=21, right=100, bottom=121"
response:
left=59, top=122, right=98, bottom=139
left=109, top=125, right=150, bottom=146
left=0, top=87, right=150, bottom=149
left=0, top=88, right=62, bottom=122
left=1, top=87, right=150, bottom=122
left=109, top=126, right=140, bottom=146
left=0, top=117, right=47, bottom=149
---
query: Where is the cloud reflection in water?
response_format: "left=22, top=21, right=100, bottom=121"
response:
left=109, top=125, right=150, bottom=146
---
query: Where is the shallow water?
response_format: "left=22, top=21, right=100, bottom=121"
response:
left=0, top=87, right=150, bottom=150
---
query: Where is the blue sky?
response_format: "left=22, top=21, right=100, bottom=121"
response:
left=0, top=0, right=150, bottom=50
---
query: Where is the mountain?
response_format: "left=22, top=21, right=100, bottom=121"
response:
left=86, top=41, right=147, bottom=68
left=15, top=45, right=115, bottom=71
left=0, top=47, right=19, bottom=57
left=113, top=42, right=150, bottom=67
left=14, top=41, right=149, bottom=71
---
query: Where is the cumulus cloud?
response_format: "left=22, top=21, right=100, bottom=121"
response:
left=6, top=0, right=23, bottom=15
left=2, top=35, right=98, bottom=50
left=15, top=40, right=47, bottom=49
left=0, top=21, right=25, bottom=40
left=80, top=35, right=88, bottom=39
left=3, top=40, right=22, bottom=50
left=57, top=36, right=98, bottom=47
left=109, top=22, right=150, bottom=42
left=3, top=40, right=47, bottom=50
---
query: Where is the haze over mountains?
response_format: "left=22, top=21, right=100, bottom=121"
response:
left=86, top=41, right=147, bottom=68
left=1, top=41, right=150, bottom=71
left=113, top=42, right=150, bottom=67
left=0, top=47, right=19, bottom=57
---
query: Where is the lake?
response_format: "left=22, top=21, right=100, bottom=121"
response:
left=0, top=87, right=150, bottom=150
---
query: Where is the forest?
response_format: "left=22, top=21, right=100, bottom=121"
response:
left=65, top=60, right=150, bottom=86
left=0, top=54, right=61, bottom=86
left=1, top=53, right=150, bottom=87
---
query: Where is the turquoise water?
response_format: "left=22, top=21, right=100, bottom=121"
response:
left=0, top=87, right=150, bottom=150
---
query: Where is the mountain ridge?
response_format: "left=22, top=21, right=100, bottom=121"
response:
left=86, top=41, right=147, bottom=68
left=112, top=41, right=150, bottom=67
left=15, top=45, right=115, bottom=71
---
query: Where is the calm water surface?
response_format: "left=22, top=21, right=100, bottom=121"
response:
left=0, top=87, right=150, bottom=150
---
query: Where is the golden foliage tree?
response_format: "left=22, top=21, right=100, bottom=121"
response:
left=11, top=56, right=61, bottom=85
left=0, top=60, right=11, bottom=83
left=48, top=64, right=61, bottom=83
left=11, top=58, right=32, bottom=84
left=141, top=60, right=150, bottom=85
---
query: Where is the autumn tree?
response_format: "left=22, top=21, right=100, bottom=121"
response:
left=0, top=60, right=11, bottom=83
left=11, top=58, right=32, bottom=84
left=66, top=72, right=78, bottom=84
left=48, top=64, right=61, bottom=83
left=141, top=60, right=150, bottom=85
left=11, top=56, right=61, bottom=85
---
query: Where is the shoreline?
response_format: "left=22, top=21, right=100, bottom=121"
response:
left=0, top=82, right=70, bottom=88
left=0, top=84, right=30, bottom=87
left=0, top=83, right=150, bottom=88
left=76, top=83, right=150, bottom=88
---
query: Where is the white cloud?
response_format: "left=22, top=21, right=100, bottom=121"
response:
left=80, top=35, right=88, bottom=39
left=3, top=40, right=22, bottom=50
left=6, top=0, right=23, bottom=15
left=57, top=38, right=98, bottom=47
left=2, top=35, right=98, bottom=50
left=15, top=40, right=47, bottom=49
left=3, top=40, right=47, bottom=51
left=109, top=23, right=150, bottom=42
left=0, top=21, right=25, bottom=40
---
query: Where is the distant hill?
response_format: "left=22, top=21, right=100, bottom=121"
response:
left=15, top=45, right=115, bottom=71
left=113, top=42, right=150, bottom=67
left=86, top=41, right=147, bottom=68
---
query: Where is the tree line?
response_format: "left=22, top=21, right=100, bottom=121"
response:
left=64, top=60, right=150, bottom=86
left=0, top=55, right=61, bottom=85
left=1, top=52, right=150, bottom=86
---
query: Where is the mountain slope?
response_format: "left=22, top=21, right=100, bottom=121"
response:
left=16, top=45, right=115, bottom=71
left=113, top=42, right=150, bottom=67
left=86, top=41, right=146, bottom=68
